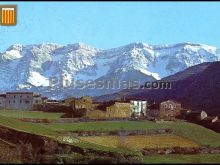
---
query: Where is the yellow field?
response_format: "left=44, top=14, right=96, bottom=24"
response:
left=80, top=135, right=199, bottom=150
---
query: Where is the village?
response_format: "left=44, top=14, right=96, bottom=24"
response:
left=0, top=91, right=219, bottom=133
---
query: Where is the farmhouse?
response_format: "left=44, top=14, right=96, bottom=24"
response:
left=0, top=92, right=47, bottom=111
left=106, top=102, right=131, bottom=119
left=71, top=98, right=132, bottom=119
left=0, top=94, right=6, bottom=109
left=130, top=99, right=147, bottom=117
left=159, top=100, right=181, bottom=118
left=72, top=96, right=93, bottom=110
left=5, top=92, right=34, bottom=110
left=33, top=94, right=43, bottom=104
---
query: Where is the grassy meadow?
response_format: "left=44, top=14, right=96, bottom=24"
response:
left=0, top=111, right=219, bottom=163
left=43, top=120, right=220, bottom=147
left=0, top=110, right=64, bottom=119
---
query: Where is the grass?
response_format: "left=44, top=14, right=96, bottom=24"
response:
left=0, top=114, right=219, bottom=154
left=43, top=120, right=220, bottom=147
left=143, top=154, right=220, bottom=164
left=0, top=112, right=219, bottom=163
left=0, top=110, right=64, bottom=119
left=0, top=115, right=58, bottom=136
left=80, top=135, right=199, bottom=150
left=0, top=116, right=139, bottom=154
left=57, top=135, right=140, bottom=154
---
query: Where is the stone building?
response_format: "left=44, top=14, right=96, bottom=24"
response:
left=33, top=94, right=43, bottom=104
left=86, top=109, right=106, bottom=119
left=5, top=92, right=34, bottom=110
left=0, top=94, right=6, bottom=109
left=106, top=102, right=131, bottom=118
left=71, top=99, right=132, bottom=119
left=159, top=100, right=181, bottom=118
left=72, top=96, right=93, bottom=110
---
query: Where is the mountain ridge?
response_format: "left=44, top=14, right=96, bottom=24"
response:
left=95, top=61, right=220, bottom=115
left=0, top=42, right=219, bottom=99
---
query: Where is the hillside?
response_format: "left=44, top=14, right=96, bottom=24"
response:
left=95, top=62, right=220, bottom=115
left=0, top=114, right=219, bottom=163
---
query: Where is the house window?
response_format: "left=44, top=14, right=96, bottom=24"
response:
left=25, top=100, right=30, bottom=104
left=35, top=100, right=38, bottom=104
left=9, top=101, right=10, bottom=104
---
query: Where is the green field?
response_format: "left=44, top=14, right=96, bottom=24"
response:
left=143, top=154, right=220, bottom=164
left=0, top=110, right=64, bottom=119
left=0, top=115, right=219, bottom=147
left=0, top=114, right=219, bottom=147
left=0, top=116, right=139, bottom=154
left=43, top=121, right=220, bottom=147
left=0, top=114, right=219, bottom=163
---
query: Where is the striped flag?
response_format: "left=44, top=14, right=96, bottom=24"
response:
left=0, top=5, right=17, bottom=26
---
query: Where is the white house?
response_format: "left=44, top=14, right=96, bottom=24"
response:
left=130, top=100, right=147, bottom=117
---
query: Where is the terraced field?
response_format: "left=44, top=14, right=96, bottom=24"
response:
left=0, top=114, right=219, bottom=163
left=44, top=120, right=220, bottom=147
left=79, top=135, right=199, bottom=150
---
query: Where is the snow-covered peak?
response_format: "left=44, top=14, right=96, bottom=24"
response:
left=0, top=42, right=219, bottom=98
left=6, top=44, right=23, bottom=51
left=65, top=43, right=99, bottom=51
left=1, top=44, right=23, bottom=60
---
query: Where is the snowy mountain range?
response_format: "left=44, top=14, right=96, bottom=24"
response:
left=0, top=42, right=219, bottom=99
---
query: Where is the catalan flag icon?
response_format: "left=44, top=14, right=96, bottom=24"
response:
left=0, top=5, right=17, bottom=26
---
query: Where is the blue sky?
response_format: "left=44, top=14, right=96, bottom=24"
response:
left=1, top=2, right=220, bottom=51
